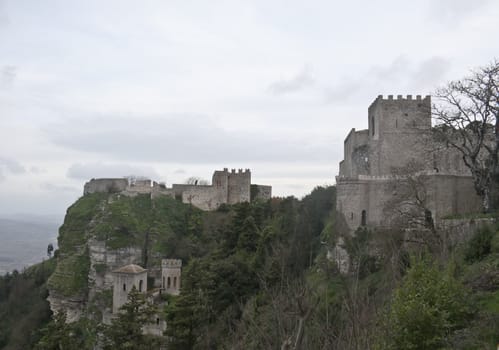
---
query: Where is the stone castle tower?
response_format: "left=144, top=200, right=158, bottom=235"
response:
left=112, top=264, right=147, bottom=313
left=161, top=259, right=182, bottom=295
left=336, top=95, right=481, bottom=234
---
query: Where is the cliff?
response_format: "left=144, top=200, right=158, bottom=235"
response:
left=46, top=192, right=206, bottom=323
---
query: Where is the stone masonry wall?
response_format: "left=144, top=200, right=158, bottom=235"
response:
left=251, top=185, right=272, bottom=201
left=336, top=95, right=482, bottom=236
left=161, top=259, right=182, bottom=295
left=228, top=169, right=251, bottom=204
left=112, top=270, right=147, bottom=313
left=181, top=186, right=223, bottom=211
left=83, top=168, right=270, bottom=211
left=84, top=178, right=128, bottom=195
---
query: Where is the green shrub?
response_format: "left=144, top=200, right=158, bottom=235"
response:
left=465, top=226, right=494, bottom=263
left=490, top=229, right=499, bottom=254
left=378, top=257, right=472, bottom=349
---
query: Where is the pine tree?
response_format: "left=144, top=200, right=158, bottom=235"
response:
left=35, top=311, right=82, bottom=350
left=102, top=286, right=158, bottom=350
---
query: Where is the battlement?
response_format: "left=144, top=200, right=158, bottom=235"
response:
left=369, top=94, right=431, bottom=110
left=336, top=95, right=482, bottom=236
left=230, top=168, right=250, bottom=174
left=84, top=168, right=270, bottom=211
left=161, top=259, right=182, bottom=269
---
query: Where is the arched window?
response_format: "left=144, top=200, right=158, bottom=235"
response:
left=371, top=116, right=375, bottom=135
left=167, top=277, right=171, bottom=288
left=173, top=276, right=177, bottom=288
left=361, top=210, right=367, bottom=226
left=139, top=280, right=143, bottom=292
left=123, top=283, right=126, bottom=291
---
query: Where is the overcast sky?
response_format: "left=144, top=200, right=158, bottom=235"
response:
left=0, top=0, right=498, bottom=222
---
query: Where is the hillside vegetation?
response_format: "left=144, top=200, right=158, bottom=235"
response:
left=0, top=259, right=55, bottom=349
left=2, top=186, right=499, bottom=349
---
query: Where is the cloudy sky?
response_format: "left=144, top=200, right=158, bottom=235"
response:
left=0, top=0, right=498, bottom=222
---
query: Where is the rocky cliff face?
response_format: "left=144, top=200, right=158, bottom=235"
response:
left=46, top=192, right=195, bottom=323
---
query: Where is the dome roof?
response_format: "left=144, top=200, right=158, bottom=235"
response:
left=113, top=264, right=147, bottom=274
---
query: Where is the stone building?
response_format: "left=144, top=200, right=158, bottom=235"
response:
left=83, top=168, right=271, bottom=211
left=112, top=264, right=147, bottom=313
left=336, top=95, right=482, bottom=234
left=161, top=259, right=182, bottom=295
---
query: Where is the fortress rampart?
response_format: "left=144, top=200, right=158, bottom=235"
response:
left=83, top=168, right=271, bottom=211
left=336, top=95, right=482, bottom=234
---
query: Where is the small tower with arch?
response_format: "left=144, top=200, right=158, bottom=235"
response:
left=112, top=264, right=147, bottom=313
left=161, top=259, right=182, bottom=295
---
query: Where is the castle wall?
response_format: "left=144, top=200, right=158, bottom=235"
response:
left=432, top=146, right=470, bottom=175
left=427, top=175, right=482, bottom=220
left=336, top=95, right=482, bottom=236
left=251, top=185, right=272, bottom=201
left=368, top=95, right=431, bottom=139
left=84, top=169, right=270, bottom=211
left=336, top=179, right=369, bottom=232
left=84, top=178, right=128, bottom=195
left=126, top=179, right=152, bottom=194
left=172, top=184, right=196, bottom=198
left=212, top=169, right=229, bottom=204
left=228, top=169, right=251, bottom=204
left=151, top=182, right=174, bottom=199
left=366, top=179, right=395, bottom=227
left=340, top=129, right=369, bottom=178
left=368, top=95, right=432, bottom=176
left=182, top=186, right=224, bottom=211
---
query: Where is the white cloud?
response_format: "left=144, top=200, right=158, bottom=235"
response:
left=325, top=56, right=451, bottom=103
left=67, top=162, right=160, bottom=180
left=429, top=0, right=493, bottom=22
left=0, top=157, right=25, bottom=181
left=0, top=65, right=16, bottom=89
left=268, top=66, right=315, bottom=95
left=45, top=114, right=331, bottom=164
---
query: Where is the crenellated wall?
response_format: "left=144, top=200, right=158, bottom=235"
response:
left=228, top=169, right=251, bottom=204
left=336, top=95, right=483, bottom=235
left=83, top=168, right=271, bottom=211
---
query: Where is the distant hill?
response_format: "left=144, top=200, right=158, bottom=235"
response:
left=0, top=217, right=59, bottom=275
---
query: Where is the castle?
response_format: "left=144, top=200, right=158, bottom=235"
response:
left=83, top=168, right=272, bottom=211
left=336, top=95, right=482, bottom=234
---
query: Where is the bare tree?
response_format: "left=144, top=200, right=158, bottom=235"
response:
left=432, top=59, right=499, bottom=212
left=383, top=161, right=444, bottom=253
left=184, top=176, right=209, bottom=185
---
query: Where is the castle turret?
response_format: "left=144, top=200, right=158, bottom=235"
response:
left=112, top=264, right=147, bottom=313
left=161, top=259, right=182, bottom=295
left=367, top=95, right=432, bottom=176
left=368, top=95, right=431, bottom=140
left=227, top=169, right=251, bottom=204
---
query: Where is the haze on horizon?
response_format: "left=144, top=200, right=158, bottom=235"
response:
left=1, top=0, right=498, bottom=222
